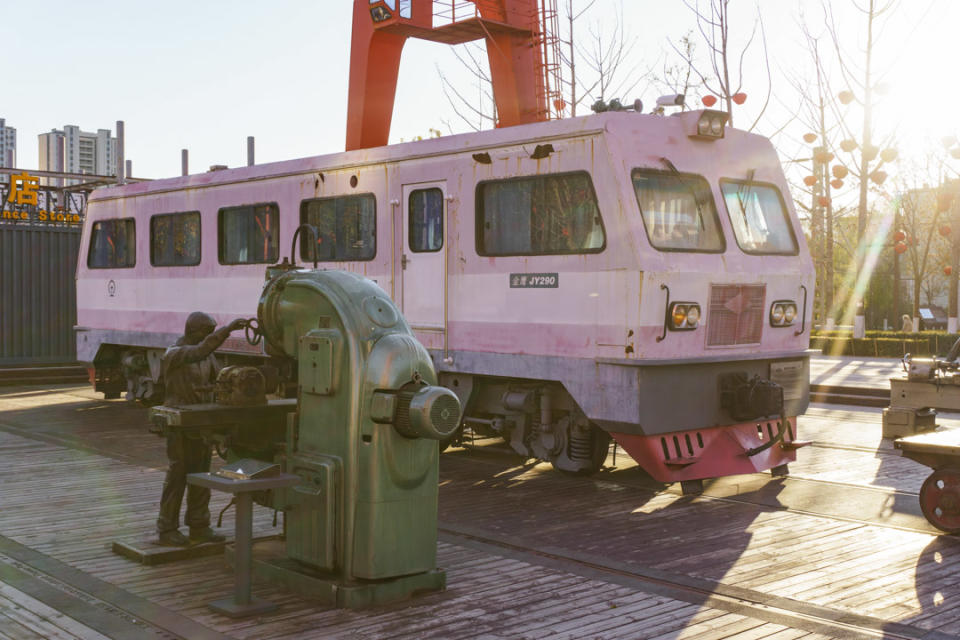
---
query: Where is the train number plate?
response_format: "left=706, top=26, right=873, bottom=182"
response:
left=510, top=273, right=558, bottom=288
left=770, top=360, right=805, bottom=402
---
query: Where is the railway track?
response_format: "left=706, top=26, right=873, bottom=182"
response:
left=0, top=364, right=89, bottom=387
left=439, top=524, right=956, bottom=640
left=809, top=383, right=888, bottom=407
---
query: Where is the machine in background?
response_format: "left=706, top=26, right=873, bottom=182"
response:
left=884, top=338, right=960, bottom=533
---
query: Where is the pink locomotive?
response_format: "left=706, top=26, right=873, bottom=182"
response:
left=76, top=107, right=813, bottom=491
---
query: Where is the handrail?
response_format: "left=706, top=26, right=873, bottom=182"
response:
left=794, top=284, right=808, bottom=337
left=657, top=284, right=670, bottom=343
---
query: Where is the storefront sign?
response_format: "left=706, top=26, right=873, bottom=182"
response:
left=0, top=173, right=85, bottom=224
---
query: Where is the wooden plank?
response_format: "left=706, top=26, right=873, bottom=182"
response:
left=0, top=588, right=108, bottom=640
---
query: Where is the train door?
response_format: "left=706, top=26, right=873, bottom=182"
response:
left=400, top=181, right=446, bottom=331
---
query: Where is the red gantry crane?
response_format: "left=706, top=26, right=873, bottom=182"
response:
left=347, top=0, right=562, bottom=151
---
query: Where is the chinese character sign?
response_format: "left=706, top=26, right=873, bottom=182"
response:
left=7, top=172, right=40, bottom=206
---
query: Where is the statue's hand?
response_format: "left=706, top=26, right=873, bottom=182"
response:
left=228, top=318, right=248, bottom=332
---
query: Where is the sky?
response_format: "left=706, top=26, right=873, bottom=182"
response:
left=3, top=0, right=954, bottom=182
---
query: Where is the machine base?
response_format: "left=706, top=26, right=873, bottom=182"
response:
left=227, top=540, right=446, bottom=608
left=111, top=534, right=239, bottom=566
left=882, top=406, right=937, bottom=439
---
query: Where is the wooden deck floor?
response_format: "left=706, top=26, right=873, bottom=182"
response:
left=0, top=384, right=958, bottom=638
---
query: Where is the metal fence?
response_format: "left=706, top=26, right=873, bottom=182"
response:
left=0, top=224, right=81, bottom=365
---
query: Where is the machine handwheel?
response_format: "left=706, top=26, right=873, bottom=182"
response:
left=244, top=318, right=263, bottom=346
left=919, top=468, right=960, bottom=534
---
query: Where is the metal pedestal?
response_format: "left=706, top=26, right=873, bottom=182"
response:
left=187, top=472, right=300, bottom=618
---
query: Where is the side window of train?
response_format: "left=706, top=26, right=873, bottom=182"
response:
left=476, top=171, right=605, bottom=256
left=632, top=169, right=725, bottom=252
left=151, top=211, right=201, bottom=266
left=409, top=188, right=443, bottom=252
left=299, top=194, right=376, bottom=261
left=88, top=218, right=136, bottom=268
left=218, top=203, right=279, bottom=265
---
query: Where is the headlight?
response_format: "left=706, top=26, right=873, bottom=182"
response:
left=784, top=304, right=797, bottom=323
left=672, top=305, right=688, bottom=327
left=692, top=110, right=728, bottom=140
left=771, top=304, right=784, bottom=324
left=770, top=300, right=797, bottom=326
left=668, top=302, right=701, bottom=330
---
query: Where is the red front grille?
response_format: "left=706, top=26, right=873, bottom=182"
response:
left=707, top=284, right=766, bottom=346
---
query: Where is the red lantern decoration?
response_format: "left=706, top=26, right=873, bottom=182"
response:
left=832, top=165, right=848, bottom=179
left=732, top=92, right=747, bottom=105
left=818, top=195, right=831, bottom=207
left=702, top=95, right=718, bottom=107
left=880, top=148, right=898, bottom=163
left=869, top=169, right=887, bottom=185
left=840, top=139, right=858, bottom=152
left=894, top=230, right=906, bottom=242
left=941, top=224, right=952, bottom=237
left=863, top=145, right=879, bottom=161
left=946, top=266, right=953, bottom=276
left=803, top=132, right=817, bottom=143
left=838, top=90, right=855, bottom=104
left=803, top=175, right=817, bottom=186
left=814, top=149, right=833, bottom=164
left=830, top=179, right=844, bottom=189
left=951, top=147, right=960, bottom=160
left=895, top=242, right=908, bottom=254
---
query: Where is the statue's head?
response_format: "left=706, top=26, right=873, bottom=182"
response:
left=184, top=311, right=217, bottom=344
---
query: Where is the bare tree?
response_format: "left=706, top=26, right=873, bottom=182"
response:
left=440, top=0, right=648, bottom=128
left=823, top=0, right=899, bottom=243
left=573, top=3, right=650, bottom=108
left=898, top=180, right=946, bottom=329
left=559, top=0, right=598, bottom=117
left=818, top=0, right=901, bottom=331
left=438, top=42, right=497, bottom=132
left=673, top=0, right=772, bottom=130
left=659, top=32, right=700, bottom=109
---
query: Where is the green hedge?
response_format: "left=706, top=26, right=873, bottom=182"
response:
left=811, top=334, right=960, bottom=357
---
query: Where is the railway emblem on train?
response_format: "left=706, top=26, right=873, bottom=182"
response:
left=510, top=273, right=558, bottom=288
left=107, top=280, right=117, bottom=297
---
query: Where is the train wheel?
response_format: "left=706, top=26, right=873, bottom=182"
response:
left=554, top=426, right=610, bottom=476
left=920, top=468, right=960, bottom=534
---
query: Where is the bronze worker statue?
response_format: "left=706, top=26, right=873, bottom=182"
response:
left=156, top=312, right=247, bottom=546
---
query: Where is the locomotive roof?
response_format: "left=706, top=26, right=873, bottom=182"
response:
left=89, top=109, right=755, bottom=202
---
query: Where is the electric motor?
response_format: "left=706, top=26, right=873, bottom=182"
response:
left=394, top=385, right=462, bottom=440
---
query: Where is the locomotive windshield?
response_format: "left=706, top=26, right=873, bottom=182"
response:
left=720, top=180, right=797, bottom=255
left=632, top=169, right=724, bottom=252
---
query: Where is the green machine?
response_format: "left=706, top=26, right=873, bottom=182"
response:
left=252, top=268, right=461, bottom=606
left=149, top=268, right=462, bottom=608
